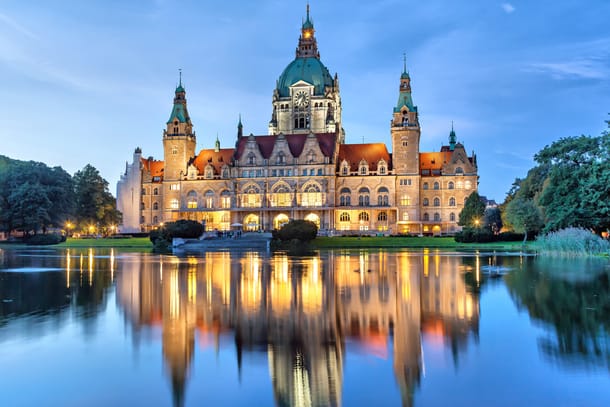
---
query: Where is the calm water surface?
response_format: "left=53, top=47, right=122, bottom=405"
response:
left=0, top=247, right=609, bottom=407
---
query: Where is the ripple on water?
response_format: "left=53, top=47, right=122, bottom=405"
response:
left=1, top=267, right=64, bottom=273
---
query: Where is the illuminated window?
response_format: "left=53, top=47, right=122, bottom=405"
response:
left=221, top=190, right=231, bottom=208
left=242, top=186, right=261, bottom=208
left=205, top=190, right=214, bottom=208
left=170, top=184, right=180, bottom=191
left=400, top=195, right=411, bottom=206
left=187, top=191, right=197, bottom=208
left=170, top=199, right=179, bottom=209
left=402, top=212, right=409, bottom=221
left=339, top=212, right=350, bottom=222
left=271, top=185, right=291, bottom=207
left=456, top=180, right=464, bottom=189
left=358, top=212, right=369, bottom=222
left=465, top=180, right=472, bottom=189
left=301, top=184, right=322, bottom=207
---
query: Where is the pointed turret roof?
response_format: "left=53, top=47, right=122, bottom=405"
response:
left=167, top=71, right=191, bottom=124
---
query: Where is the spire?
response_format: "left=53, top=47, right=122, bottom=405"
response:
left=297, top=3, right=318, bottom=58
left=167, top=73, right=191, bottom=125
left=215, top=134, right=220, bottom=152
left=394, top=56, right=416, bottom=113
left=401, top=53, right=410, bottom=79
left=449, top=121, right=457, bottom=151
left=176, top=69, right=185, bottom=93
left=237, top=114, right=243, bottom=138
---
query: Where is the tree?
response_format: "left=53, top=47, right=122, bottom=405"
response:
left=73, top=164, right=122, bottom=234
left=458, top=192, right=486, bottom=228
left=275, top=220, right=318, bottom=242
left=503, top=198, right=544, bottom=242
left=483, top=207, right=502, bottom=234
left=8, top=182, right=52, bottom=235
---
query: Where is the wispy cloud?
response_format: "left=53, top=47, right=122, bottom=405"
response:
left=501, top=3, right=515, bottom=14
left=0, top=12, right=38, bottom=40
left=527, top=58, right=608, bottom=80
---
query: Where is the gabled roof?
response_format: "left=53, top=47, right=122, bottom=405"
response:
left=419, top=151, right=452, bottom=172
left=192, top=148, right=234, bottom=175
left=337, top=143, right=391, bottom=172
left=234, top=132, right=337, bottom=160
left=141, top=158, right=164, bottom=180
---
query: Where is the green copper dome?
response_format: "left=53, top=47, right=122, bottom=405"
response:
left=276, top=57, right=334, bottom=97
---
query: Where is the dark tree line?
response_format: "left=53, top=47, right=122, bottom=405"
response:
left=502, top=118, right=610, bottom=235
left=0, top=156, right=121, bottom=237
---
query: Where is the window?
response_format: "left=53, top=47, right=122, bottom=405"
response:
left=358, top=212, right=369, bottom=222
left=247, top=153, right=255, bottom=165
left=242, top=186, right=261, bottom=207
left=423, top=213, right=429, bottom=221
left=457, top=180, right=464, bottom=189
left=276, top=152, right=286, bottom=164
left=339, top=187, right=351, bottom=206
left=317, top=168, right=323, bottom=176
left=450, top=212, right=456, bottom=222
left=402, top=141, right=408, bottom=147
left=449, top=197, right=456, bottom=206
left=222, top=167, right=229, bottom=178
left=141, top=188, right=146, bottom=195
left=358, top=187, right=370, bottom=206
left=172, top=147, right=178, bottom=155
left=434, top=213, right=441, bottom=221
left=465, top=180, right=472, bottom=189
left=400, top=178, right=412, bottom=186
left=342, top=166, right=348, bottom=176
left=187, top=191, right=197, bottom=208
left=339, top=212, right=350, bottom=222
left=205, top=190, right=214, bottom=208
left=310, top=169, right=315, bottom=176
left=402, top=212, right=409, bottom=221
left=378, top=212, right=387, bottom=222
left=456, top=167, right=464, bottom=174
left=221, top=190, right=231, bottom=208
left=423, top=198, right=429, bottom=206
left=170, top=184, right=180, bottom=191
left=400, top=195, right=411, bottom=206
left=377, top=186, right=389, bottom=206
left=272, top=170, right=277, bottom=177
left=423, top=182, right=429, bottom=190
left=271, top=185, right=291, bottom=207
left=170, top=199, right=179, bottom=209
left=433, top=182, right=440, bottom=190
left=153, top=202, right=159, bottom=210
left=302, top=169, right=307, bottom=176
left=307, top=151, right=316, bottom=163
left=433, top=197, right=440, bottom=207
left=153, top=188, right=158, bottom=195
left=153, top=216, right=158, bottom=224
left=301, top=184, right=322, bottom=206
left=448, top=181, right=454, bottom=189
left=205, top=165, right=213, bottom=179
left=140, top=202, right=145, bottom=210
left=286, top=169, right=292, bottom=176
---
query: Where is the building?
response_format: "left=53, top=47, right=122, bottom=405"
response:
left=116, top=6, right=478, bottom=235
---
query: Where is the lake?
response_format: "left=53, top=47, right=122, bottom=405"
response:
left=0, top=247, right=609, bottom=406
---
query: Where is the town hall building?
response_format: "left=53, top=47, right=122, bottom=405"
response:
left=117, top=6, right=478, bottom=236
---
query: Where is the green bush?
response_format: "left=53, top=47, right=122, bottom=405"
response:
left=454, top=227, right=494, bottom=243
left=274, top=220, right=318, bottom=243
left=149, top=220, right=204, bottom=244
left=25, top=233, right=66, bottom=245
left=536, top=227, right=610, bottom=257
left=496, top=231, right=526, bottom=242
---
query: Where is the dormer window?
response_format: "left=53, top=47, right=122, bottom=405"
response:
left=247, top=153, right=256, bottom=165
left=204, top=164, right=214, bottom=179
left=378, top=160, right=387, bottom=175
left=359, top=160, right=368, bottom=175
left=276, top=152, right=286, bottom=165
left=340, top=160, right=349, bottom=176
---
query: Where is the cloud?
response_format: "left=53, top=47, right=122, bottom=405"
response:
left=501, top=3, right=515, bottom=14
left=527, top=59, right=608, bottom=80
left=0, top=12, right=38, bottom=40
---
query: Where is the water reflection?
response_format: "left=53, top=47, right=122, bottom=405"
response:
left=505, top=257, right=610, bottom=372
left=113, top=250, right=480, bottom=406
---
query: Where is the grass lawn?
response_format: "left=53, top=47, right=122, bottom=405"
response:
left=312, top=236, right=535, bottom=251
left=56, top=237, right=153, bottom=248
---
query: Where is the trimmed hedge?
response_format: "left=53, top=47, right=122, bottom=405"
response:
left=273, top=220, right=318, bottom=243
left=25, top=233, right=66, bottom=245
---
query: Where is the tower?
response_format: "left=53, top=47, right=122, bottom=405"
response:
left=269, top=5, right=341, bottom=135
left=163, top=72, right=196, bottom=181
left=391, top=56, right=420, bottom=175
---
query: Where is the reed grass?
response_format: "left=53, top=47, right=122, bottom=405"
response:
left=536, top=227, right=610, bottom=257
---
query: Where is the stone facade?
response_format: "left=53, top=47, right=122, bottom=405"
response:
left=117, top=6, right=478, bottom=235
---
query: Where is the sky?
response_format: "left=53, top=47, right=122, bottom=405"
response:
left=1, top=0, right=609, bottom=202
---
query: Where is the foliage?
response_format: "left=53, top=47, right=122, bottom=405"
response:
left=274, top=220, right=318, bottom=243
left=454, top=227, right=494, bottom=243
left=149, top=220, right=204, bottom=251
left=73, top=164, right=122, bottom=234
left=503, top=198, right=544, bottom=236
left=458, top=192, right=486, bottom=227
left=483, top=207, right=502, bottom=233
left=25, top=233, right=66, bottom=246
left=536, top=227, right=610, bottom=257
left=0, top=156, right=75, bottom=235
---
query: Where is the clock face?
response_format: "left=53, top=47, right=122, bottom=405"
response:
left=294, top=90, right=309, bottom=107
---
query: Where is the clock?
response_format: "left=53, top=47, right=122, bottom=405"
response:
left=294, top=90, right=309, bottom=107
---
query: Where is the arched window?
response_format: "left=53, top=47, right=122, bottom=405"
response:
left=423, top=182, right=429, bottom=190
left=243, top=185, right=261, bottom=207
left=377, top=186, right=389, bottom=206
left=340, top=187, right=351, bottom=206
left=205, top=165, right=214, bottom=179
left=434, top=213, right=441, bottom=221
left=433, top=182, right=440, bottom=190
left=358, top=212, right=369, bottom=222
left=153, top=216, right=158, bottom=224
left=271, top=184, right=291, bottom=207
left=465, top=180, right=472, bottom=189
left=302, top=183, right=322, bottom=207
left=358, top=187, right=370, bottom=206
left=450, top=212, right=456, bottom=222
left=153, top=202, right=159, bottom=210
left=448, top=181, right=455, bottom=189
left=153, top=188, right=158, bottom=195
left=378, top=160, right=387, bottom=175
left=340, top=212, right=350, bottom=222
left=222, top=166, right=229, bottom=178
left=449, top=197, right=456, bottom=206
left=205, top=190, right=214, bottom=208
left=221, top=190, right=231, bottom=208
left=377, top=212, right=387, bottom=221
left=423, top=198, right=429, bottom=206
left=456, top=167, right=464, bottom=174
left=359, top=160, right=368, bottom=175
left=433, top=197, right=440, bottom=207
left=187, top=191, right=198, bottom=209
left=423, top=213, right=429, bottom=221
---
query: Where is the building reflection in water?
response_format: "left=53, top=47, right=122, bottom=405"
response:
left=114, top=250, right=480, bottom=407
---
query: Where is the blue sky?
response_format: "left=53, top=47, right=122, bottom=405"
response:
left=1, top=0, right=609, bottom=202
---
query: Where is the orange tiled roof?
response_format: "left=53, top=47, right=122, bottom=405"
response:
left=337, top=143, right=391, bottom=172
left=192, top=148, right=235, bottom=175
left=141, top=157, right=164, bottom=179
left=419, top=151, right=452, bottom=172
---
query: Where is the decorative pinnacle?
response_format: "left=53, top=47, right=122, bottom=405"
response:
left=403, top=53, right=407, bottom=74
left=179, top=68, right=182, bottom=87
